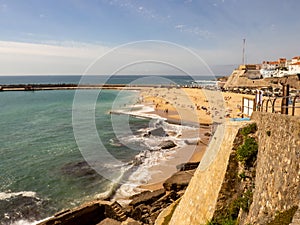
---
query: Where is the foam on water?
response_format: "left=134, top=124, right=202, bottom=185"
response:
left=110, top=104, right=201, bottom=203
left=0, top=191, right=37, bottom=200
left=10, top=217, right=51, bottom=225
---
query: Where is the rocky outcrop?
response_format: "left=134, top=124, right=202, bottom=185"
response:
left=163, top=170, right=196, bottom=191
left=129, top=189, right=166, bottom=207
left=126, top=190, right=182, bottom=224
left=224, top=69, right=300, bottom=90
left=158, top=140, right=176, bottom=149
left=148, top=127, right=167, bottom=137
left=37, top=200, right=107, bottom=225
left=176, top=162, right=200, bottom=171
left=37, top=164, right=195, bottom=225
left=0, top=194, right=51, bottom=225
left=224, top=69, right=279, bottom=89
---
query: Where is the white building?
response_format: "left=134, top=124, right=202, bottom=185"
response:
left=287, top=56, right=300, bottom=75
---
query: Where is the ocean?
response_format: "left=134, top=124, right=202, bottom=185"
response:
left=0, top=75, right=215, bottom=225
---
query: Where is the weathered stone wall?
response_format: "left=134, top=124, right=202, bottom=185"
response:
left=169, top=112, right=299, bottom=225
left=170, top=122, right=248, bottom=225
left=244, top=112, right=300, bottom=224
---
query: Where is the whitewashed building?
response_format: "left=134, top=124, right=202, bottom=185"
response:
left=288, top=56, right=300, bottom=75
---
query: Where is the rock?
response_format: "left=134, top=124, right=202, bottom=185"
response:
left=0, top=194, right=51, bottom=225
left=61, top=161, right=99, bottom=180
left=37, top=200, right=108, bottom=225
left=148, top=127, right=167, bottom=137
left=129, top=189, right=166, bottom=207
left=163, top=170, right=196, bottom=191
left=184, top=139, right=201, bottom=145
left=97, top=218, right=121, bottom=225
left=176, top=162, right=200, bottom=171
left=121, top=217, right=141, bottom=225
left=159, top=140, right=177, bottom=149
left=204, top=132, right=212, bottom=137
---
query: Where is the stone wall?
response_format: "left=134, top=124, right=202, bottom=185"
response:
left=244, top=112, right=300, bottom=224
left=169, top=112, right=300, bottom=225
left=170, top=122, right=248, bottom=225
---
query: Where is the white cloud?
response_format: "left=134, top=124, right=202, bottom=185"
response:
left=175, top=24, right=214, bottom=39
left=175, top=24, right=185, bottom=30
left=0, top=41, right=110, bottom=75
left=0, top=40, right=223, bottom=76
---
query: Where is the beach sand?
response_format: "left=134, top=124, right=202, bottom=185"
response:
left=135, top=87, right=299, bottom=192
left=136, top=87, right=256, bottom=191
left=140, top=87, right=254, bottom=124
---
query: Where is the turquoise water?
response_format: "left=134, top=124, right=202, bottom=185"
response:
left=0, top=75, right=217, bottom=85
left=0, top=89, right=148, bottom=223
left=0, top=75, right=215, bottom=224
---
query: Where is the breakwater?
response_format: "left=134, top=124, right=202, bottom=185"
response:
left=0, top=83, right=153, bottom=91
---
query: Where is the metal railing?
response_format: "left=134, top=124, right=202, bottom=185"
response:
left=259, top=95, right=300, bottom=116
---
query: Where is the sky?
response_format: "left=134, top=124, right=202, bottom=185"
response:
left=0, top=0, right=300, bottom=76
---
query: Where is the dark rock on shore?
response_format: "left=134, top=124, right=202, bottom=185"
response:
left=37, top=167, right=197, bottom=225
left=126, top=189, right=181, bottom=224
left=158, top=140, right=176, bottom=149
left=61, top=161, right=99, bottom=179
left=38, top=200, right=108, bottom=225
left=163, top=169, right=196, bottom=191
left=148, top=127, right=168, bottom=137
left=129, top=189, right=166, bottom=207
left=176, top=162, right=200, bottom=171
left=0, top=194, right=52, bottom=225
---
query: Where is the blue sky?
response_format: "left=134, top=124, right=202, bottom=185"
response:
left=0, top=0, right=300, bottom=75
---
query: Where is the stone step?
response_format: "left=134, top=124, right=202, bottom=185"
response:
left=111, top=202, right=127, bottom=221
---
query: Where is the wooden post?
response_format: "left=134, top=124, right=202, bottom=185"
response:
left=281, top=84, right=289, bottom=114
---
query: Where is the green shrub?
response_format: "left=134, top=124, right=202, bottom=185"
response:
left=239, top=172, right=246, bottom=180
left=236, top=137, right=258, bottom=163
left=207, top=218, right=238, bottom=225
left=266, top=130, right=271, bottom=136
left=237, top=190, right=253, bottom=212
left=240, top=123, right=257, bottom=136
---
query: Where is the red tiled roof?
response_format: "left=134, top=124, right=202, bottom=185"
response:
left=290, top=62, right=300, bottom=65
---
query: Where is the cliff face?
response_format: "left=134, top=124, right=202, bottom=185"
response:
left=169, top=112, right=300, bottom=225
left=224, top=70, right=274, bottom=89
left=224, top=69, right=300, bottom=89
left=245, top=112, right=300, bottom=224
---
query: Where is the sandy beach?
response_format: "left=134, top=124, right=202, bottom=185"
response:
left=140, top=87, right=254, bottom=124
left=134, top=87, right=251, bottom=190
